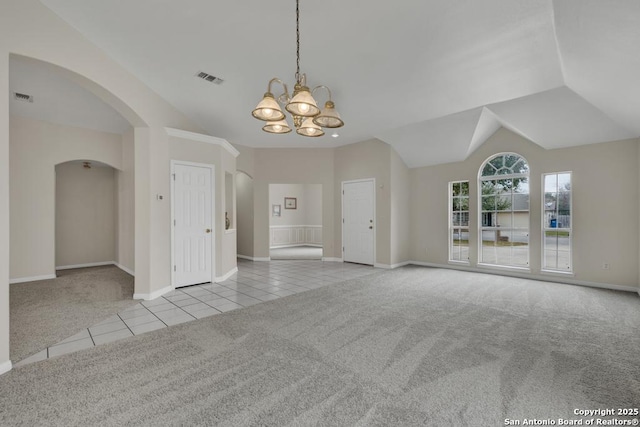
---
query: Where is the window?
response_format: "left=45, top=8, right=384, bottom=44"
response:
left=449, top=181, right=469, bottom=263
left=479, top=153, right=529, bottom=268
left=543, top=172, right=572, bottom=272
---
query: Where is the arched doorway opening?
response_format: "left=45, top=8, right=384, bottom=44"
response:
left=8, top=55, right=141, bottom=363
left=55, top=160, right=119, bottom=271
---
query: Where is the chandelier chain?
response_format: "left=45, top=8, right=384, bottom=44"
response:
left=295, top=0, right=300, bottom=83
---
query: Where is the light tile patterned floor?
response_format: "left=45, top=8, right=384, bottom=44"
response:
left=15, top=259, right=376, bottom=367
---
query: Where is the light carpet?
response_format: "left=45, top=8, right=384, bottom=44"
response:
left=1, top=266, right=639, bottom=426
left=10, top=265, right=137, bottom=362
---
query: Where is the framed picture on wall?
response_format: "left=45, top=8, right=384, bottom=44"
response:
left=284, top=197, right=297, bottom=209
left=272, top=204, right=281, bottom=217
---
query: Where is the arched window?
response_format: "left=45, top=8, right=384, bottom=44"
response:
left=478, top=153, right=530, bottom=268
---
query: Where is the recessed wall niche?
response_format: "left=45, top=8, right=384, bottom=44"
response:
left=225, top=172, right=234, bottom=230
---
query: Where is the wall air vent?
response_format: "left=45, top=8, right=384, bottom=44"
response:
left=196, top=71, right=224, bottom=85
left=13, top=92, right=34, bottom=103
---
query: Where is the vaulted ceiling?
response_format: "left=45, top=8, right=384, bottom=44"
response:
left=22, top=0, right=640, bottom=167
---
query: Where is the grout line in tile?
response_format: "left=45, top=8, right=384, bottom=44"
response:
left=88, top=328, right=96, bottom=346
left=141, top=300, right=170, bottom=328
left=117, top=313, right=137, bottom=337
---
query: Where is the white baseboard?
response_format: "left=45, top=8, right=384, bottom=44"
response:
left=322, top=257, right=343, bottom=262
left=408, top=261, right=640, bottom=294
left=133, top=285, right=173, bottom=301
left=215, top=267, right=238, bottom=282
left=115, top=263, right=135, bottom=276
left=9, top=274, right=57, bottom=284
left=270, top=244, right=323, bottom=249
left=237, top=255, right=270, bottom=262
left=55, top=261, right=135, bottom=277
left=393, top=261, right=412, bottom=269
left=0, top=360, right=12, bottom=376
left=374, top=261, right=411, bottom=269
left=56, top=261, right=115, bottom=270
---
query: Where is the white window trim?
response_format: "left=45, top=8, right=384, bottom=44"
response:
left=448, top=181, right=470, bottom=264
left=477, top=152, right=530, bottom=269
left=541, top=171, right=573, bottom=274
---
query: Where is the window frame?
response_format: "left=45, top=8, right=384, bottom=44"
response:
left=477, top=152, right=530, bottom=270
left=541, top=171, right=573, bottom=274
left=448, top=180, right=470, bottom=264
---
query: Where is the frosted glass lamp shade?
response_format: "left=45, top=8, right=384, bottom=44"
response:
left=263, top=119, right=292, bottom=134
left=297, top=117, right=324, bottom=137
left=285, top=86, right=320, bottom=117
left=312, top=101, right=344, bottom=128
left=252, top=93, right=285, bottom=121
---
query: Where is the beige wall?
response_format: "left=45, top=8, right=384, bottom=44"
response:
left=252, top=148, right=335, bottom=259
left=10, top=116, right=124, bottom=280
left=304, top=184, right=323, bottom=225
left=269, top=183, right=322, bottom=227
left=240, top=139, right=406, bottom=265
left=168, top=134, right=238, bottom=279
left=55, top=162, right=116, bottom=267
left=236, top=171, right=254, bottom=258
left=390, top=147, right=411, bottom=266
left=235, top=144, right=256, bottom=178
left=334, top=139, right=392, bottom=265
left=1, top=0, right=208, bottom=369
left=0, top=52, right=10, bottom=369
left=116, top=129, right=135, bottom=273
left=270, top=183, right=307, bottom=227
left=410, top=128, right=640, bottom=289
left=268, top=183, right=322, bottom=248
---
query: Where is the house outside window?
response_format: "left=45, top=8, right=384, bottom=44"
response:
left=478, top=153, right=530, bottom=269
left=449, top=181, right=469, bottom=263
left=543, top=172, right=572, bottom=272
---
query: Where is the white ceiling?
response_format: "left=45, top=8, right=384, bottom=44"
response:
left=24, top=0, right=640, bottom=167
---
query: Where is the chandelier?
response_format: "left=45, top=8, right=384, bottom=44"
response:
left=251, top=0, right=344, bottom=137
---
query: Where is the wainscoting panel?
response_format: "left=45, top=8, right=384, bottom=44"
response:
left=272, top=228, right=292, bottom=246
left=270, top=225, right=322, bottom=247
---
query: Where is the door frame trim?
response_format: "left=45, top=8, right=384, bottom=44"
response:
left=170, top=160, right=216, bottom=289
left=341, top=178, right=376, bottom=266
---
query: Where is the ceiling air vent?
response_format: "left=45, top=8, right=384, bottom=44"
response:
left=196, top=71, right=224, bottom=85
left=13, top=92, right=34, bottom=103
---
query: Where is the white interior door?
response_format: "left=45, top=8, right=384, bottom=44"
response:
left=343, top=180, right=374, bottom=265
left=173, top=163, right=213, bottom=287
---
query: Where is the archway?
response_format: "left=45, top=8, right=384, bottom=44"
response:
left=55, top=160, right=119, bottom=271
left=8, top=55, right=142, bottom=363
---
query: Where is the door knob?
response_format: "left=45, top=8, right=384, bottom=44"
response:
left=205, top=228, right=211, bottom=233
